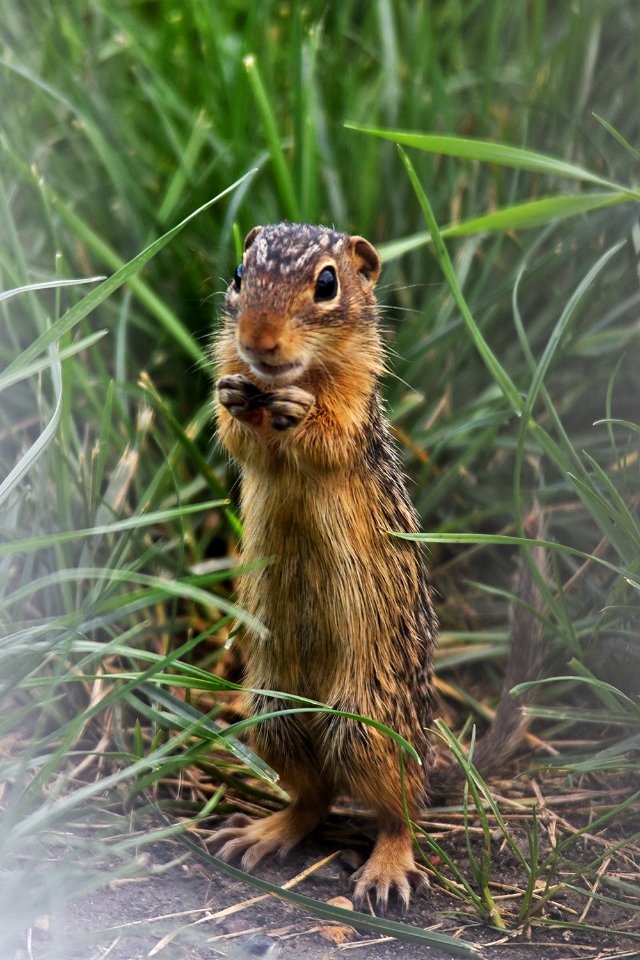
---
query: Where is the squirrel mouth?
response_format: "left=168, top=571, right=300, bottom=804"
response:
left=249, top=360, right=305, bottom=383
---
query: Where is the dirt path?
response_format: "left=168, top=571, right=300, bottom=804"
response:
left=23, top=815, right=629, bottom=960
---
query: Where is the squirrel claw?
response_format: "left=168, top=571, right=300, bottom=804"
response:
left=208, top=811, right=303, bottom=872
left=351, top=857, right=429, bottom=912
left=208, top=818, right=280, bottom=871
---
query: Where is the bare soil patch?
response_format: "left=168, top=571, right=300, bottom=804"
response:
left=15, top=786, right=639, bottom=960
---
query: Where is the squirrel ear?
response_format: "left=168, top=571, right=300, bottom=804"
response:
left=244, top=226, right=264, bottom=251
left=349, top=236, right=381, bottom=284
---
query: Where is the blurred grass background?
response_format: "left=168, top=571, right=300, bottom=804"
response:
left=1, top=0, right=639, bottom=953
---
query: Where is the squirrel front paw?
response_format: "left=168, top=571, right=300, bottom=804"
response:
left=216, top=374, right=268, bottom=417
left=266, top=386, right=315, bottom=431
left=216, top=375, right=314, bottom=431
left=217, top=373, right=276, bottom=426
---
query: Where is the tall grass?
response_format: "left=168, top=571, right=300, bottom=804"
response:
left=1, top=0, right=639, bottom=954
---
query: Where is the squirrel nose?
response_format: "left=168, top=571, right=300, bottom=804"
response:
left=238, top=314, right=281, bottom=357
left=245, top=332, right=279, bottom=356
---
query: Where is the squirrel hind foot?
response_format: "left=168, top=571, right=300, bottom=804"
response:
left=351, top=830, right=430, bottom=912
left=209, top=803, right=326, bottom=872
left=209, top=812, right=297, bottom=871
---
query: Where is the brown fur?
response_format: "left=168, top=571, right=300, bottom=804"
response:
left=212, top=223, right=436, bottom=906
left=211, top=222, right=542, bottom=908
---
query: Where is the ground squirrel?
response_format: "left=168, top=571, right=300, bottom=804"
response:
left=212, top=222, right=545, bottom=908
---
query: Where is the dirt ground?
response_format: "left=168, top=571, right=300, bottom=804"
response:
left=14, top=803, right=637, bottom=960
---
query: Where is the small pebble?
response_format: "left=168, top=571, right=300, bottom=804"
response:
left=238, top=933, right=278, bottom=958
left=326, top=895, right=354, bottom=910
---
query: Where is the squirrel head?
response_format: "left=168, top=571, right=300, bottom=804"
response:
left=224, top=222, right=382, bottom=386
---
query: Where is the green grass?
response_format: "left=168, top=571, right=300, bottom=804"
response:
left=1, top=0, right=639, bottom=955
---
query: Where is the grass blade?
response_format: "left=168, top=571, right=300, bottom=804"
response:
left=0, top=500, right=228, bottom=558
left=393, top=529, right=640, bottom=587
left=346, top=124, right=638, bottom=196
left=244, top=54, right=299, bottom=221
left=0, top=344, right=62, bottom=506
left=0, top=330, right=107, bottom=392
left=0, top=275, right=104, bottom=304
left=397, top=145, right=523, bottom=412
left=379, top=192, right=630, bottom=261
left=3, top=170, right=257, bottom=376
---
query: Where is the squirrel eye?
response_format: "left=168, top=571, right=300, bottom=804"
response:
left=314, top=266, right=338, bottom=301
left=233, top=263, right=243, bottom=291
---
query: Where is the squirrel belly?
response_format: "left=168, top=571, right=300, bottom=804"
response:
left=235, top=392, right=437, bottom=808
left=211, top=222, right=544, bottom=908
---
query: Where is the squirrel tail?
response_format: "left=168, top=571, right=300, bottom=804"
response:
left=427, top=505, right=549, bottom=803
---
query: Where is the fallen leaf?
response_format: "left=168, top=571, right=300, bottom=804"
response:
left=318, top=925, right=357, bottom=944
